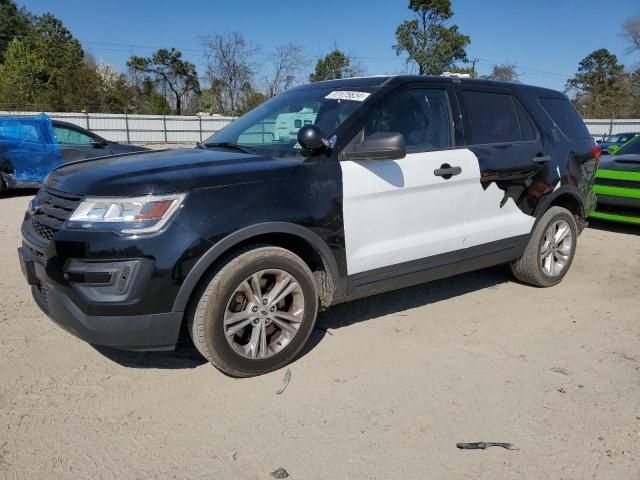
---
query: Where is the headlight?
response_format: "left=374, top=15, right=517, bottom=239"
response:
left=67, top=193, right=186, bottom=235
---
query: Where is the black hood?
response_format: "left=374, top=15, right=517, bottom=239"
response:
left=45, top=148, right=299, bottom=196
left=599, top=154, right=640, bottom=173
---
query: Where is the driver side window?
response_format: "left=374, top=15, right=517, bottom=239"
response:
left=53, top=126, right=94, bottom=145
left=365, top=89, right=454, bottom=152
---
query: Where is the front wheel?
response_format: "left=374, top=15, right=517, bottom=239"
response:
left=510, top=206, right=578, bottom=287
left=188, top=246, right=319, bottom=377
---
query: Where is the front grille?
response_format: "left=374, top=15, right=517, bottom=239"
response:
left=594, top=177, right=640, bottom=189
left=31, top=217, right=55, bottom=240
left=595, top=203, right=640, bottom=218
left=28, top=188, right=82, bottom=243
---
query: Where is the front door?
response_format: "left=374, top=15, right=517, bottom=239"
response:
left=340, top=86, right=471, bottom=277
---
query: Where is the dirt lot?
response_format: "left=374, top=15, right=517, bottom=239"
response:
left=1, top=191, right=639, bottom=480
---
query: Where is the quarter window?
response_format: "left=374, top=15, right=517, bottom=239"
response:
left=461, top=90, right=524, bottom=145
left=364, top=89, right=453, bottom=151
left=538, top=97, right=591, bottom=140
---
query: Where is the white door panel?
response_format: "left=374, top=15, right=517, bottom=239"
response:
left=342, top=149, right=476, bottom=275
left=462, top=157, right=535, bottom=248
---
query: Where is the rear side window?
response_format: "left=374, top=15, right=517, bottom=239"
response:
left=461, top=91, right=522, bottom=144
left=514, top=100, right=537, bottom=141
left=538, top=97, right=591, bottom=139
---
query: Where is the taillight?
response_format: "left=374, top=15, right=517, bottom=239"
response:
left=591, top=145, right=602, bottom=164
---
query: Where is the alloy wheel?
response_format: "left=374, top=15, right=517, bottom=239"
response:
left=539, top=219, right=573, bottom=277
left=223, top=269, right=305, bottom=359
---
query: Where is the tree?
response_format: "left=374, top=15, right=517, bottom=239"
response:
left=444, top=64, right=476, bottom=77
left=264, top=43, right=306, bottom=97
left=202, top=32, right=257, bottom=115
left=127, top=48, right=200, bottom=115
left=566, top=49, right=626, bottom=118
left=0, top=38, right=46, bottom=109
left=309, top=49, right=362, bottom=82
left=482, top=63, right=519, bottom=82
left=628, top=67, right=640, bottom=117
left=0, top=0, right=32, bottom=62
left=238, top=83, right=268, bottom=115
left=393, top=0, right=470, bottom=75
left=0, top=12, right=90, bottom=111
left=622, top=16, right=640, bottom=53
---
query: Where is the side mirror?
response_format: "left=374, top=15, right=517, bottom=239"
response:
left=607, top=145, right=620, bottom=155
left=343, top=132, right=406, bottom=161
left=91, top=139, right=107, bottom=148
left=297, top=125, right=329, bottom=152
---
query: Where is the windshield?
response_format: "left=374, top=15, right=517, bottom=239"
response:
left=603, top=134, right=621, bottom=143
left=614, top=136, right=640, bottom=156
left=203, top=87, right=376, bottom=157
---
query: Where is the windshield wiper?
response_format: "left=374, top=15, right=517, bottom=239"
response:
left=202, top=142, right=256, bottom=154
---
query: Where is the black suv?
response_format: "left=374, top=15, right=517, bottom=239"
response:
left=19, top=76, right=598, bottom=376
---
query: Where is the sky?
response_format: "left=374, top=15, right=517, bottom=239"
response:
left=16, top=0, right=640, bottom=92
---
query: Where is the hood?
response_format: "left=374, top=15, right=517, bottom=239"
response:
left=44, top=148, right=299, bottom=196
left=598, top=154, right=640, bottom=173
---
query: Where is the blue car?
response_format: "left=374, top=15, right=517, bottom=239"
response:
left=596, top=132, right=640, bottom=155
left=0, top=114, right=147, bottom=191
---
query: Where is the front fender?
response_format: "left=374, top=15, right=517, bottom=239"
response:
left=171, top=221, right=344, bottom=313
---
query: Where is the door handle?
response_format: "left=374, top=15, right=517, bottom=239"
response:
left=533, top=155, right=551, bottom=165
left=434, top=163, right=462, bottom=179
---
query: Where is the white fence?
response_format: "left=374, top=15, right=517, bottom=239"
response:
left=0, top=111, right=235, bottom=144
left=583, top=119, right=640, bottom=139
left=2, top=111, right=640, bottom=144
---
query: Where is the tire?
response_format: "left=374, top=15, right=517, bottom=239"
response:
left=510, top=206, right=578, bottom=287
left=187, top=246, right=319, bottom=377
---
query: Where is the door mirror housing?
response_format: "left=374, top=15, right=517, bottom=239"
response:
left=91, top=139, right=107, bottom=148
left=343, top=133, right=407, bottom=161
left=297, top=125, right=329, bottom=152
left=607, top=145, right=620, bottom=155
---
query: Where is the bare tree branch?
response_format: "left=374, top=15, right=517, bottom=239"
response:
left=201, top=32, right=258, bottom=115
left=264, top=43, right=306, bottom=98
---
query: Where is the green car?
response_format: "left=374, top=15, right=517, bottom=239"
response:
left=591, top=136, right=640, bottom=224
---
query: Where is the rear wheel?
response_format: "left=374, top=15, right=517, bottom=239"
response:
left=510, top=206, right=578, bottom=287
left=188, top=246, right=319, bottom=377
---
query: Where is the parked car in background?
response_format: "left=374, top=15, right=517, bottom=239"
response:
left=18, top=75, right=598, bottom=376
left=0, top=114, right=148, bottom=191
left=591, top=135, right=640, bottom=224
left=596, top=132, right=640, bottom=155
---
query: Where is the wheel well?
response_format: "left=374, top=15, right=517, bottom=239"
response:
left=185, top=232, right=336, bottom=314
left=547, top=193, right=585, bottom=232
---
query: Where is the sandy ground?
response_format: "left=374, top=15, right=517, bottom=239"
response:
left=1, top=190, right=639, bottom=480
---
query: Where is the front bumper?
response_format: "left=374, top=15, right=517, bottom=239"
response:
left=591, top=169, right=640, bottom=224
left=19, top=245, right=183, bottom=350
left=2, top=173, right=41, bottom=190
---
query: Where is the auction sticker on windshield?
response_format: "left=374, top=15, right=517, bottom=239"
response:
left=325, top=91, right=371, bottom=102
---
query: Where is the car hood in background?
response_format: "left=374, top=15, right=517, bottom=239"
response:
left=598, top=154, right=640, bottom=173
left=45, top=147, right=299, bottom=196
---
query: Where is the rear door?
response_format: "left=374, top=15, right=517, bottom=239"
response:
left=456, top=87, right=543, bottom=248
left=340, top=84, right=472, bottom=278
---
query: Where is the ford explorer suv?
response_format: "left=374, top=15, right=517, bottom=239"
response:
left=18, top=75, right=599, bottom=377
